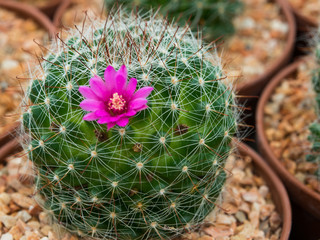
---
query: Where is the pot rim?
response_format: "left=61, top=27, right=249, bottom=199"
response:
left=0, top=0, right=56, bottom=38
left=256, top=60, right=320, bottom=205
left=37, top=0, right=62, bottom=11
left=236, top=0, right=296, bottom=96
left=52, top=0, right=72, bottom=27
left=237, top=142, right=292, bottom=240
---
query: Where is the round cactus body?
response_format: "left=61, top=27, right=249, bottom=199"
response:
left=21, top=10, right=238, bottom=240
left=105, top=0, right=243, bottom=40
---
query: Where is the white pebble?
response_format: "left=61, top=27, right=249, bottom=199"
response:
left=1, top=233, right=13, bottom=240
left=1, top=59, right=19, bottom=70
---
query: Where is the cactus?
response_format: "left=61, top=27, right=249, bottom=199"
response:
left=105, top=0, right=243, bottom=40
left=21, top=10, right=239, bottom=240
left=307, top=32, right=320, bottom=177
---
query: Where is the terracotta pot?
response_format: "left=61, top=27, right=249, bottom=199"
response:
left=3, top=0, right=64, bottom=19
left=236, top=0, right=296, bottom=97
left=52, top=0, right=72, bottom=27
left=0, top=123, right=21, bottom=163
left=256, top=60, right=320, bottom=219
left=0, top=0, right=56, bottom=38
left=237, top=142, right=292, bottom=239
left=37, top=0, right=64, bottom=19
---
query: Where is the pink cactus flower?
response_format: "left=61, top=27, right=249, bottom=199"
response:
left=79, top=65, right=153, bottom=130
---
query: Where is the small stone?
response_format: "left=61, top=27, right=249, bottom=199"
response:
left=1, top=60, right=19, bottom=71
left=11, top=193, right=35, bottom=209
left=242, top=191, right=259, bottom=203
left=28, top=205, right=42, bottom=216
left=8, top=226, right=23, bottom=240
left=0, top=233, right=13, bottom=240
left=39, top=212, right=50, bottom=225
left=40, top=225, right=52, bottom=236
left=235, top=211, right=247, bottom=223
left=16, top=210, right=32, bottom=222
left=260, top=204, right=275, bottom=220
left=269, top=212, right=281, bottom=230
left=25, top=231, right=40, bottom=240
left=0, top=193, right=11, bottom=205
left=258, top=185, right=269, bottom=198
left=203, top=225, right=233, bottom=238
left=27, top=220, right=40, bottom=230
left=0, top=214, right=17, bottom=228
left=216, top=214, right=236, bottom=225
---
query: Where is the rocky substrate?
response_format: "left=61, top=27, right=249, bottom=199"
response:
left=0, top=8, right=48, bottom=135
left=288, top=0, right=320, bottom=23
left=222, top=0, right=289, bottom=83
left=14, top=0, right=52, bottom=7
left=181, top=153, right=282, bottom=240
left=0, top=152, right=282, bottom=240
left=60, top=0, right=104, bottom=27
left=264, top=60, right=320, bottom=194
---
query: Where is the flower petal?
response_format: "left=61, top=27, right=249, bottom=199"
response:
left=83, top=112, right=98, bottom=121
left=95, top=110, right=110, bottom=118
left=135, top=104, right=148, bottom=112
left=125, top=109, right=136, bottom=117
left=126, top=78, right=137, bottom=97
left=115, top=74, right=126, bottom=92
left=104, top=65, right=116, bottom=91
left=90, top=76, right=109, bottom=99
left=97, top=115, right=121, bottom=124
left=79, top=86, right=99, bottom=100
left=80, top=99, right=104, bottom=111
left=129, top=98, right=148, bottom=110
left=107, top=122, right=116, bottom=131
left=133, top=86, right=154, bottom=99
left=116, top=118, right=129, bottom=127
left=117, top=65, right=128, bottom=80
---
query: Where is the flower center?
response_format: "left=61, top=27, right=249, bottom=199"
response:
left=108, top=92, right=126, bottom=112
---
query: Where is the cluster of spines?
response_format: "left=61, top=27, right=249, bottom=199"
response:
left=20, top=10, right=239, bottom=240
left=105, top=0, right=243, bottom=40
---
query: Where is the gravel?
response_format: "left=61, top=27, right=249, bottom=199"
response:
left=264, top=60, right=320, bottom=194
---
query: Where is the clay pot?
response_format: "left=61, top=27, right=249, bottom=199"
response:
left=236, top=0, right=296, bottom=97
left=37, top=0, right=64, bottom=19
left=237, top=142, right=291, bottom=240
left=0, top=123, right=21, bottom=162
left=53, top=0, right=72, bottom=27
left=256, top=60, right=320, bottom=219
left=0, top=1, right=56, bottom=37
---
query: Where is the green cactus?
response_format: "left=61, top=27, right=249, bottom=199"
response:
left=307, top=33, right=320, bottom=177
left=105, top=0, right=243, bottom=40
left=21, top=10, right=239, bottom=239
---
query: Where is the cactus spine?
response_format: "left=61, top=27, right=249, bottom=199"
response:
left=105, top=0, right=243, bottom=40
left=21, top=10, right=239, bottom=239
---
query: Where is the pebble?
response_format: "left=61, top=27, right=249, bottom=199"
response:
left=0, top=214, right=17, bottom=228
left=0, top=193, right=11, bottom=205
left=242, top=190, right=259, bottom=203
left=0, top=233, right=13, bottom=240
left=16, top=210, right=32, bottom=222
